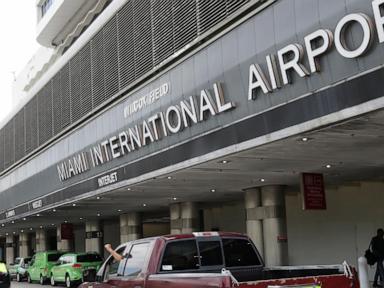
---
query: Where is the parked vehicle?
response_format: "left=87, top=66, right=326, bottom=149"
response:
left=27, top=251, right=64, bottom=285
left=79, top=231, right=359, bottom=288
left=50, top=252, right=103, bottom=287
left=0, top=263, right=10, bottom=288
left=8, top=256, right=32, bottom=282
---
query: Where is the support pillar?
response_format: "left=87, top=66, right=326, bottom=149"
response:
left=35, top=229, right=47, bottom=252
left=120, top=212, right=142, bottom=243
left=6, top=235, right=14, bottom=265
left=170, top=202, right=198, bottom=234
left=19, top=232, right=29, bottom=258
left=85, top=221, right=102, bottom=253
left=244, top=187, right=264, bottom=258
left=57, top=225, right=73, bottom=252
left=261, top=185, right=288, bottom=266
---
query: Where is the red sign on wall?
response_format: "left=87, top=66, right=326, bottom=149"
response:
left=61, top=223, right=74, bottom=240
left=301, top=173, right=326, bottom=210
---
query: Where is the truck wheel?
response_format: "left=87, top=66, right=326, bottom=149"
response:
left=40, top=274, right=46, bottom=285
left=65, top=275, right=72, bottom=288
left=27, top=273, right=32, bottom=283
left=16, top=273, right=21, bottom=282
left=50, top=274, right=56, bottom=286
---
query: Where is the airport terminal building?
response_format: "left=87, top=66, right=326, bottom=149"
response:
left=1, top=0, right=384, bottom=276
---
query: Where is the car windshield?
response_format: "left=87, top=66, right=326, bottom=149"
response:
left=77, top=254, right=102, bottom=262
left=48, top=253, right=63, bottom=262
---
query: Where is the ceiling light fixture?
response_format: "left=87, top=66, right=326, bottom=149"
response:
left=260, top=178, right=266, bottom=182
left=36, top=214, right=40, bottom=217
left=96, top=196, right=101, bottom=200
left=53, top=209, right=57, bottom=212
left=172, top=197, right=177, bottom=201
left=220, top=160, right=230, bottom=164
left=21, top=230, right=24, bottom=233
left=1, top=224, right=4, bottom=227
left=11, top=221, right=14, bottom=224
left=79, top=217, right=83, bottom=220
left=30, top=228, right=33, bottom=231
left=167, top=176, right=172, bottom=180
left=72, top=203, right=76, bottom=207
left=325, top=164, right=332, bottom=169
left=301, top=137, right=309, bottom=142
left=117, top=209, right=122, bottom=212
left=97, top=213, right=101, bottom=217
left=211, top=189, right=216, bottom=193
left=12, top=232, right=15, bottom=234
left=39, top=226, right=43, bottom=229
left=143, top=203, right=147, bottom=207
left=127, top=188, right=131, bottom=191
left=22, top=218, right=26, bottom=221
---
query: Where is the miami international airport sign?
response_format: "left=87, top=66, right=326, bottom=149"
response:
left=57, top=0, right=384, bottom=182
left=57, top=82, right=235, bottom=182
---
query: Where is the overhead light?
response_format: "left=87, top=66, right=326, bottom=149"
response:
left=36, top=214, right=40, bottom=217
left=325, top=164, right=332, bottom=169
left=167, top=176, right=172, bottom=180
left=143, top=203, right=147, bottom=207
left=39, top=226, right=43, bottom=229
left=64, top=220, right=68, bottom=223
left=260, top=178, right=266, bottom=182
left=127, top=188, right=131, bottom=191
left=5, top=233, right=8, bottom=236
left=51, top=223, right=55, bottom=226
left=117, top=209, right=122, bottom=212
left=220, top=160, right=230, bottom=164
left=210, top=189, right=216, bottom=193
left=301, top=137, right=309, bottom=142
left=21, top=230, right=24, bottom=233
left=72, top=203, right=76, bottom=207
left=11, top=221, right=15, bottom=224
left=1, top=224, right=4, bottom=227
left=97, top=213, right=101, bottom=217
left=22, top=218, right=26, bottom=221
left=96, top=196, right=101, bottom=200
left=30, top=228, right=33, bottom=231
left=79, top=217, right=83, bottom=220
left=12, top=232, right=15, bottom=234
left=52, top=209, right=56, bottom=212
left=172, top=197, right=177, bottom=201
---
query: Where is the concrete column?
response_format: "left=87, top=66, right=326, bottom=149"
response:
left=35, top=229, right=47, bottom=252
left=57, top=225, right=73, bottom=252
left=244, top=187, right=264, bottom=258
left=85, top=221, right=102, bottom=253
left=170, top=203, right=182, bottom=234
left=261, top=185, right=288, bottom=266
left=6, top=235, right=14, bottom=265
left=120, top=212, right=141, bottom=243
left=181, top=202, right=198, bottom=233
left=19, top=232, right=29, bottom=258
left=170, top=202, right=198, bottom=234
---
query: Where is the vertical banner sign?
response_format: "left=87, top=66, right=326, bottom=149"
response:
left=301, top=173, right=326, bottom=210
left=61, top=223, right=74, bottom=240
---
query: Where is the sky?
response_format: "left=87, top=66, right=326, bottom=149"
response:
left=0, top=2, right=40, bottom=122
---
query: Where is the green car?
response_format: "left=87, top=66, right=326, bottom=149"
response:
left=8, top=257, right=32, bottom=282
left=27, top=251, right=64, bottom=285
left=50, top=252, right=103, bottom=287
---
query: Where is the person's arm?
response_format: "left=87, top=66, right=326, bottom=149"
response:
left=104, top=244, right=124, bottom=261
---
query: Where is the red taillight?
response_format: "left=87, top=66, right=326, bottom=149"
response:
left=72, top=263, right=82, bottom=269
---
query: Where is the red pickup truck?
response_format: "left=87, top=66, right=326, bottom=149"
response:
left=79, top=232, right=359, bottom=288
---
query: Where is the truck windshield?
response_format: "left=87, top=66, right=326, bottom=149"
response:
left=222, top=238, right=261, bottom=267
